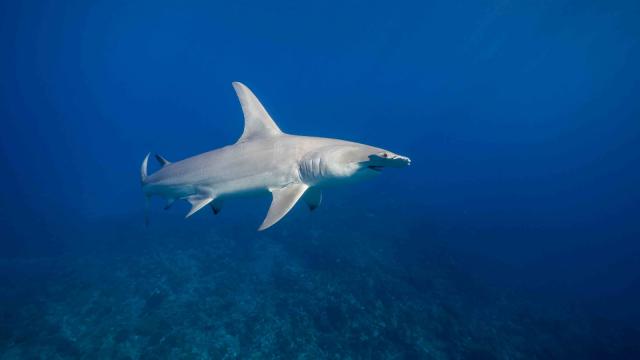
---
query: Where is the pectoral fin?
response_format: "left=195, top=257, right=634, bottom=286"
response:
left=185, top=195, right=214, bottom=218
left=259, top=183, right=308, bottom=231
left=303, top=187, right=322, bottom=211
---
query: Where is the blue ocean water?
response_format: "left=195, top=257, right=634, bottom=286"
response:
left=1, top=0, right=639, bottom=358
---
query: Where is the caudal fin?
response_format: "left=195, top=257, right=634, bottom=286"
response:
left=140, top=153, right=150, bottom=184
left=141, top=153, right=151, bottom=226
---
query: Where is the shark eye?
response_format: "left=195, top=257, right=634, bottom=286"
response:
left=382, top=153, right=388, bottom=158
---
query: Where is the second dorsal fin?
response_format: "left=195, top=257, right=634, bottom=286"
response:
left=232, top=82, right=282, bottom=143
left=155, top=154, right=171, bottom=167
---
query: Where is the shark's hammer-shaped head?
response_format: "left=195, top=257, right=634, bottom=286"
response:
left=300, top=143, right=411, bottom=186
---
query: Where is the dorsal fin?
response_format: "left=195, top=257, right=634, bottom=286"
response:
left=154, top=154, right=171, bottom=167
left=232, top=82, right=282, bottom=143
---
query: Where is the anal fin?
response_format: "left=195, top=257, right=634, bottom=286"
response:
left=164, top=198, right=176, bottom=210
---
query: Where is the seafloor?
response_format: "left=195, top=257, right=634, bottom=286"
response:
left=1, top=214, right=638, bottom=359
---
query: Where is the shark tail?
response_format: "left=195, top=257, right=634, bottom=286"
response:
left=140, top=153, right=150, bottom=184
left=141, top=153, right=151, bottom=227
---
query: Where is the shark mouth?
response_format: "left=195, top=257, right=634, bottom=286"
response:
left=368, top=165, right=384, bottom=172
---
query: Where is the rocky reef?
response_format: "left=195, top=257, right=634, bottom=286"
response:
left=1, top=217, right=638, bottom=359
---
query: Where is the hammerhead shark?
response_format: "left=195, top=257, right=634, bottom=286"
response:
left=141, top=82, right=411, bottom=230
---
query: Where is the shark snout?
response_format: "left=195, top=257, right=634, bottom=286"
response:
left=389, top=154, right=411, bottom=167
left=368, top=152, right=411, bottom=168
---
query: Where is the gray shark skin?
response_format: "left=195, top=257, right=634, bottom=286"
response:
left=141, top=82, right=411, bottom=230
